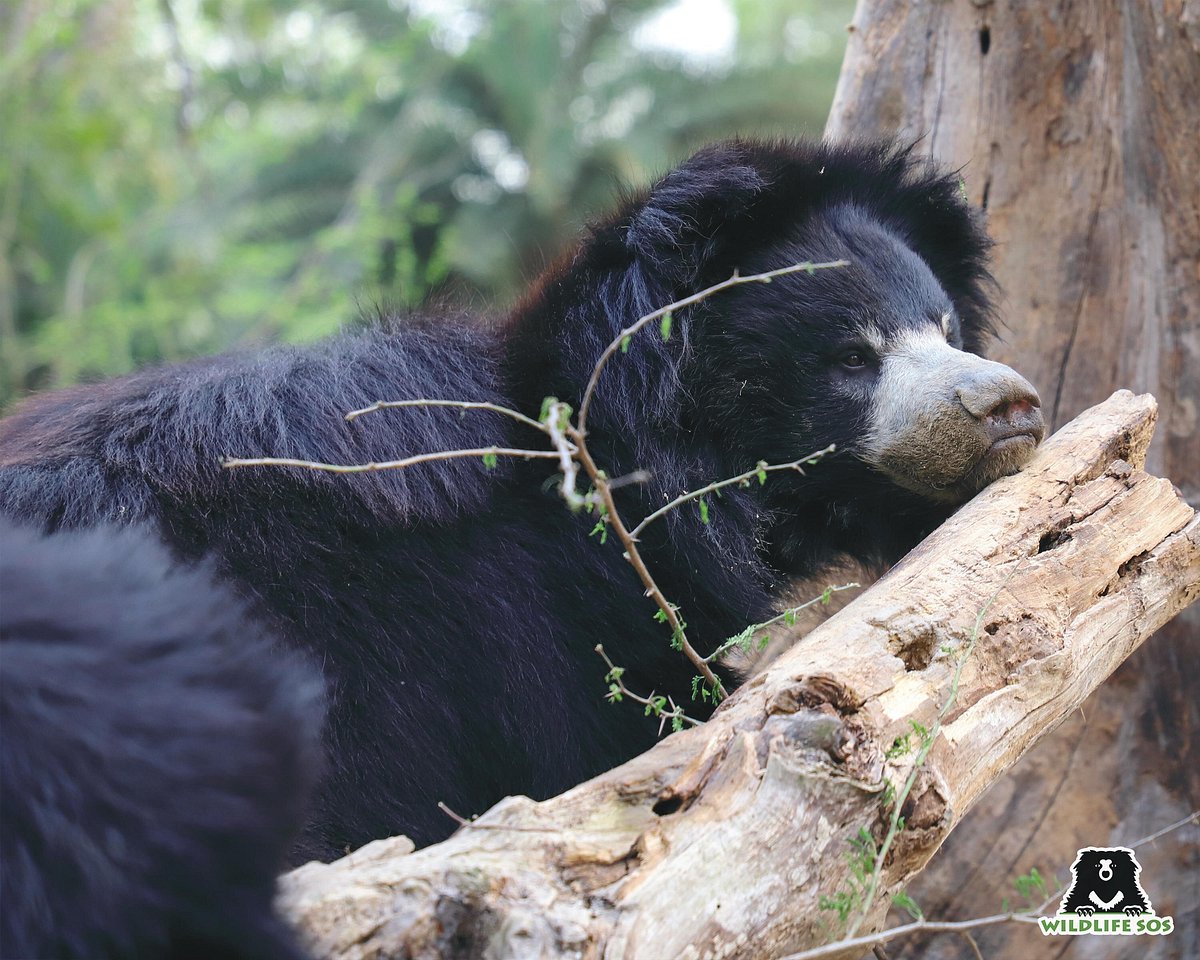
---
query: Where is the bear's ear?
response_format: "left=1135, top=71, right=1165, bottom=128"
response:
left=621, top=142, right=769, bottom=289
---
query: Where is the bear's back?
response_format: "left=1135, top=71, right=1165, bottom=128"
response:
left=0, top=317, right=516, bottom=534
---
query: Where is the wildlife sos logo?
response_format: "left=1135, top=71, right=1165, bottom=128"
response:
left=1039, top=846, right=1174, bottom=937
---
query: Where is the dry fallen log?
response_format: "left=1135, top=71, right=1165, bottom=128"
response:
left=280, top=390, right=1200, bottom=960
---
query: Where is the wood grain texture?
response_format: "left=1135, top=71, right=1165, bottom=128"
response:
left=279, top=391, right=1199, bottom=960
left=826, top=3, right=1200, bottom=955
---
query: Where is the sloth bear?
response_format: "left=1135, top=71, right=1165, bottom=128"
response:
left=0, top=521, right=322, bottom=959
left=0, top=140, right=1044, bottom=900
left=1059, top=847, right=1153, bottom=916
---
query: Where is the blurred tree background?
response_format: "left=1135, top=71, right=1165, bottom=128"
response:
left=0, top=0, right=853, bottom=405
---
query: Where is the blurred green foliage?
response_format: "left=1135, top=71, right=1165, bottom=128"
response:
left=0, top=0, right=852, bottom=404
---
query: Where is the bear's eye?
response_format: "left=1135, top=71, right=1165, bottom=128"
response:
left=839, top=350, right=869, bottom=369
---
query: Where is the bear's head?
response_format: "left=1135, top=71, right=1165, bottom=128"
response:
left=510, top=139, right=1046, bottom=574
left=686, top=197, right=1045, bottom=505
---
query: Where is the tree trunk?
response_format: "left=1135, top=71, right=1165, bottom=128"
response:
left=281, top=391, right=1200, bottom=960
left=826, top=2, right=1200, bottom=956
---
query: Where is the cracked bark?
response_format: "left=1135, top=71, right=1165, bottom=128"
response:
left=279, top=391, right=1199, bottom=960
left=827, top=2, right=1200, bottom=956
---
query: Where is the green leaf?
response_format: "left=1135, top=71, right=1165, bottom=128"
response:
left=1013, top=867, right=1048, bottom=901
left=698, top=497, right=709, bottom=524
left=620, top=334, right=632, bottom=353
left=481, top=453, right=499, bottom=470
left=885, top=735, right=911, bottom=759
left=659, top=311, right=673, bottom=341
left=893, top=890, right=923, bottom=920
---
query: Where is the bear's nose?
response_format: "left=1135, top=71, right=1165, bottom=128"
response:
left=957, top=371, right=1046, bottom=446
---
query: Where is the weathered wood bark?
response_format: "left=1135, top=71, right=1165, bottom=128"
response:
left=827, top=3, right=1200, bottom=956
left=280, top=391, right=1199, bottom=960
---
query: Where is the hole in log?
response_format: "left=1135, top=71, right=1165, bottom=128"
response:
left=1037, top=529, right=1072, bottom=554
left=979, top=25, right=991, bottom=55
left=652, top=795, right=683, bottom=817
left=896, top=632, right=937, bottom=671
left=981, top=176, right=992, bottom=210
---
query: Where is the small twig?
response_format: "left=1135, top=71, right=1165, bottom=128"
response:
left=595, top=644, right=701, bottom=733
left=576, top=260, right=849, bottom=435
left=779, top=912, right=1041, bottom=960
left=956, top=931, right=984, bottom=960
left=629, top=445, right=837, bottom=540
left=544, top=401, right=584, bottom=507
left=702, top=581, right=861, bottom=665
left=1130, top=809, right=1198, bottom=848
left=436, top=802, right=558, bottom=834
left=344, top=398, right=549, bottom=435
left=221, top=447, right=562, bottom=474
left=571, top=426, right=726, bottom=698
left=604, top=469, right=653, bottom=492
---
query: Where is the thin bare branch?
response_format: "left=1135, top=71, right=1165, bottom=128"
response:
left=568, top=424, right=726, bottom=698
left=544, top=401, right=584, bottom=508
left=956, top=932, right=984, bottom=960
left=1131, top=809, right=1198, bottom=848
left=702, top=581, right=861, bottom=664
left=778, top=911, right=1043, bottom=960
left=595, top=644, right=701, bottom=733
left=436, top=802, right=558, bottom=834
left=576, top=260, right=849, bottom=434
left=344, top=398, right=549, bottom=435
left=603, top=469, right=652, bottom=492
left=630, top=445, right=837, bottom=540
left=221, top=447, right=562, bottom=474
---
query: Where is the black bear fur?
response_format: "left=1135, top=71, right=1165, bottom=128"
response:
left=0, top=521, right=323, bottom=959
left=0, top=139, right=999, bottom=866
